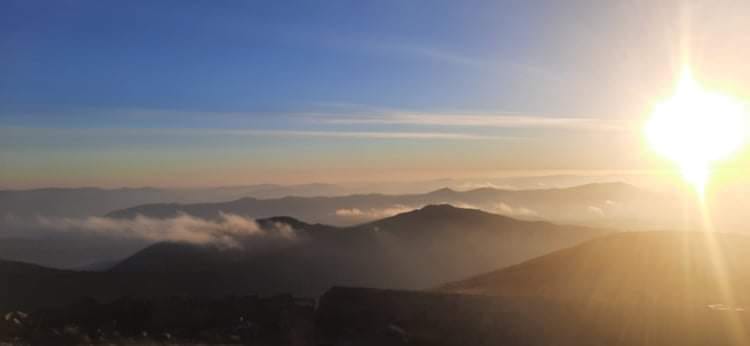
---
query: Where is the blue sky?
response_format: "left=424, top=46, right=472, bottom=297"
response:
left=2, top=0, right=750, bottom=187
left=1, top=0, right=606, bottom=118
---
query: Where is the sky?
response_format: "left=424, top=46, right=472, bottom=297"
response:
left=2, top=0, right=750, bottom=188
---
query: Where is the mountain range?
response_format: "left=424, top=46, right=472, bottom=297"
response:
left=0, top=184, right=346, bottom=222
left=0, top=182, right=664, bottom=268
left=0, top=205, right=608, bottom=311
left=108, top=182, right=667, bottom=227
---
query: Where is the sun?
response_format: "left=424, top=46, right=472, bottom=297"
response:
left=646, top=67, right=747, bottom=195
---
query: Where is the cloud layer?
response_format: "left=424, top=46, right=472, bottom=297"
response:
left=334, top=205, right=414, bottom=219
left=37, top=213, right=296, bottom=248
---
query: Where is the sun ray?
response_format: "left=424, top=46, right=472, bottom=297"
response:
left=646, top=61, right=749, bottom=343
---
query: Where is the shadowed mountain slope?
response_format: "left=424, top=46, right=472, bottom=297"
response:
left=441, top=231, right=750, bottom=308
left=111, top=205, right=608, bottom=295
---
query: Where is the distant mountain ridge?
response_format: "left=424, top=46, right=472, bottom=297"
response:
left=107, top=182, right=656, bottom=227
left=0, top=183, right=348, bottom=221
left=0, top=182, right=675, bottom=269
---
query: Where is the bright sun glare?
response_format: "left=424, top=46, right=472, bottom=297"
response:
left=646, top=67, right=747, bottom=195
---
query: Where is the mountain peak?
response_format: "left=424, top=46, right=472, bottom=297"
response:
left=361, top=204, right=502, bottom=229
left=426, top=187, right=458, bottom=196
left=418, top=204, right=465, bottom=212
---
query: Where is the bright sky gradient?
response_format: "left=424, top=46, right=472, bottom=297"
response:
left=2, top=0, right=750, bottom=187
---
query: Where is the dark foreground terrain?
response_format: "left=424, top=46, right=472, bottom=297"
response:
left=5, top=232, right=750, bottom=345
left=317, top=286, right=750, bottom=346
left=1, top=295, right=315, bottom=345
left=4, top=285, right=750, bottom=346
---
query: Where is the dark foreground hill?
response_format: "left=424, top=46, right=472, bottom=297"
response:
left=0, top=205, right=607, bottom=312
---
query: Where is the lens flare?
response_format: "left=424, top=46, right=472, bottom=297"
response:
left=646, top=67, right=747, bottom=195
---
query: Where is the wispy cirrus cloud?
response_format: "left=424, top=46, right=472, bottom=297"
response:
left=309, top=111, right=626, bottom=131
left=360, top=40, right=487, bottom=68
left=335, top=35, right=560, bottom=83
left=2, top=104, right=622, bottom=142
left=0, top=126, right=504, bottom=141
left=192, top=129, right=503, bottom=140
